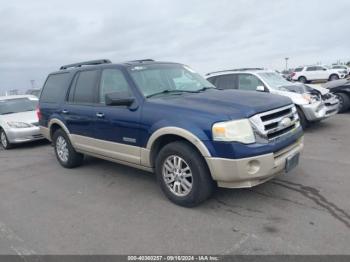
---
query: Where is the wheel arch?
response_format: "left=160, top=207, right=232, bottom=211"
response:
left=145, top=127, right=211, bottom=168
left=48, top=119, right=70, bottom=140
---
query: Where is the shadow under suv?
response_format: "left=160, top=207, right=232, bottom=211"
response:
left=38, top=59, right=304, bottom=206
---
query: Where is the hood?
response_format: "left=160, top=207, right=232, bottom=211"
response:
left=306, top=84, right=329, bottom=95
left=148, top=89, right=292, bottom=119
left=323, top=79, right=350, bottom=89
left=0, top=110, right=38, bottom=124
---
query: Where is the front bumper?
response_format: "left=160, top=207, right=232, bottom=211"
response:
left=301, top=100, right=338, bottom=122
left=5, top=126, right=45, bottom=144
left=205, top=137, right=304, bottom=188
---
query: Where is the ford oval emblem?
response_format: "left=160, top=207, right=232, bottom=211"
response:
left=280, top=117, right=292, bottom=128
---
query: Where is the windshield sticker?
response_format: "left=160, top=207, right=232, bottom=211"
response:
left=131, top=66, right=146, bottom=71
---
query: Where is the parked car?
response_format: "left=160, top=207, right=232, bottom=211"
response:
left=38, top=59, right=304, bottom=207
left=331, top=65, right=350, bottom=76
left=291, top=65, right=347, bottom=83
left=322, top=79, right=350, bottom=112
left=0, top=95, right=44, bottom=149
left=25, top=88, right=41, bottom=97
left=206, top=69, right=339, bottom=128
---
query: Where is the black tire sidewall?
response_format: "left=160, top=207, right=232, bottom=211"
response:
left=336, top=93, right=350, bottom=113
left=299, top=76, right=306, bottom=83
left=53, top=129, right=83, bottom=168
left=0, top=129, right=11, bottom=149
left=155, top=142, right=213, bottom=207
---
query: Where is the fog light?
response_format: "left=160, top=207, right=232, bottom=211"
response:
left=247, top=160, right=260, bottom=174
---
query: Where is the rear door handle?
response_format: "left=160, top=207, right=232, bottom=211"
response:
left=96, top=112, right=105, bottom=118
left=62, top=109, right=69, bottom=114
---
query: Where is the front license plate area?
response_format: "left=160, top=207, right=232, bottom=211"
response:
left=285, top=153, right=300, bottom=173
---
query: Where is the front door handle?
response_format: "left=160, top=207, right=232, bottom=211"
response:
left=62, top=109, right=69, bottom=114
left=96, top=112, right=105, bottom=118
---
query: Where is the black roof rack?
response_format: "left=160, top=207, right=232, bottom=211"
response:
left=206, top=68, right=264, bottom=76
left=60, top=59, right=112, bottom=70
left=127, top=59, right=155, bottom=63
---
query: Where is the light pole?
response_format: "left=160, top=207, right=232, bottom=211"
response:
left=284, top=57, right=289, bottom=72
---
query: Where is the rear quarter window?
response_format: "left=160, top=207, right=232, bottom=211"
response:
left=294, top=68, right=303, bottom=72
left=40, top=73, right=71, bottom=103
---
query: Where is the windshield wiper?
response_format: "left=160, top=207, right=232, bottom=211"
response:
left=146, top=89, right=199, bottom=98
left=196, top=86, right=216, bottom=92
left=1, top=112, right=15, bottom=115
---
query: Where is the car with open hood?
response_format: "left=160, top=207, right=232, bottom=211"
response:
left=206, top=68, right=339, bottom=128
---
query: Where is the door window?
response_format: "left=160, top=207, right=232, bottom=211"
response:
left=99, top=69, right=132, bottom=104
left=70, top=70, right=99, bottom=104
left=215, top=74, right=236, bottom=89
left=238, top=74, right=264, bottom=91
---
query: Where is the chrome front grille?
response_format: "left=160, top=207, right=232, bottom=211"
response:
left=249, top=104, right=300, bottom=143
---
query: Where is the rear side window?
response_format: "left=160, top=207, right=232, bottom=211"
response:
left=70, top=70, right=99, bottom=104
left=214, top=74, right=236, bottom=90
left=40, top=73, right=71, bottom=103
left=306, top=67, right=317, bottom=71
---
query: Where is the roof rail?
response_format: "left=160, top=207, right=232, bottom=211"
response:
left=60, top=59, right=112, bottom=70
left=127, top=59, right=155, bottom=63
left=206, top=68, right=264, bottom=76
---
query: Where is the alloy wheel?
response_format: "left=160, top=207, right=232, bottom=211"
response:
left=56, top=136, right=69, bottom=162
left=162, top=155, right=193, bottom=197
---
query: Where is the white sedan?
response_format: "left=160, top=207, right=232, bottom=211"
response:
left=0, top=95, right=45, bottom=149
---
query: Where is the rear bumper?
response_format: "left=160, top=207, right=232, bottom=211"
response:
left=205, top=137, right=304, bottom=188
left=6, top=126, right=45, bottom=144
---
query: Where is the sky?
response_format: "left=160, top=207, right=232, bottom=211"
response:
left=0, top=0, right=349, bottom=94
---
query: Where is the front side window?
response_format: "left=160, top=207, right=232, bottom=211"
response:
left=70, top=70, right=99, bottom=103
left=129, top=64, right=215, bottom=98
left=99, top=69, right=131, bottom=103
left=238, top=74, right=264, bottom=91
left=0, top=98, right=38, bottom=115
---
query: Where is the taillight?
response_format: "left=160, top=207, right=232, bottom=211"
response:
left=291, top=72, right=296, bottom=77
left=36, top=106, right=42, bottom=120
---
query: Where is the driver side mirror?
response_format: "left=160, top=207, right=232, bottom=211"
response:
left=256, top=86, right=265, bottom=92
left=105, top=92, right=135, bottom=107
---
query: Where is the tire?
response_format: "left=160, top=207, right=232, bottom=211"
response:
left=335, top=93, right=350, bottom=113
left=155, top=141, right=215, bottom=207
left=0, top=129, right=12, bottom=149
left=297, top=107, right=308, bottom=129
left=298, top=76, right=307, bottom=83
left=329, top=74, right=339, bottom=81
left=52, top=129, right=84, bottom=168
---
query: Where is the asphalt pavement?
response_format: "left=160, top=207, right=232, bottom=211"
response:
left=0, top=113, right=349, bottom=255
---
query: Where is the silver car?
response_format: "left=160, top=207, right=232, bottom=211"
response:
left=0, top=95, right=44, bottom=149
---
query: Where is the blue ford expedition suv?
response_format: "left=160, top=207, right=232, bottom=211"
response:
left=38, top=59, right=304, bottom=206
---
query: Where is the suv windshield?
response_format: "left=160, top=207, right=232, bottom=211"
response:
left=129, top=64, right=215, bottom=97
left=0, top=98, right=38, bottom=115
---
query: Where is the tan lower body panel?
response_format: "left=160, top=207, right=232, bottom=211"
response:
left=206, top=137, right=304, bottom=188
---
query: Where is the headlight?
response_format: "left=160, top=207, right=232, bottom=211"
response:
left=212, top=119, right=255, bottom=144
left=7, top=122, right=32, bottom=128
left=302, top=93, right=320, bottom=104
